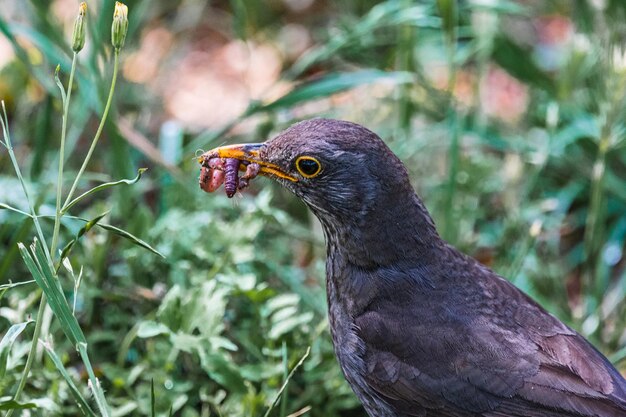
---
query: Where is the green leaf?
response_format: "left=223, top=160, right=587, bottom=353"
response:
left=199, top=351, right=247, bottom=394
left=40, top=214, right=164, bottom=259
left=62, top=169, right=149, bottom=214
left=436, top=0, right=457, bottom=40
left=54, top=64, right=67, bottom=107
left=0, top=20, right=58, bottom=93
left=288, top=3, right=437, bottom=77
left=550, top=115, right=600, bottom=156
left=0, top=280, right=36, bottom=291
left=94, top=221, right=165, bottom=258
left=0, top=320, right=33, bottom=379
left=0, top=400, right=37, bottom=411
left=77, top=343, right=110, bottom=417
left=0, top=202, right=31, bottom=218
left=269, top=312, right=314, bottom=340
left=137, top=321, right=170, bottom=338
left=468, top=0, right=527, bottom=15
left=239, top=362, right=283, bottom=382
left=492, top=36, right=554, bottom=93
left=41, top=341, right=97, bottom=417
left=19, top=239, right=86, bottom=346
left=57, top=212, right=109, bottom=270
left=259, top=70, right=415, bottom=113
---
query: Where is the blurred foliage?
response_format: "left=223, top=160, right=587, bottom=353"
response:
left=1, top=0, right=626, bottom=416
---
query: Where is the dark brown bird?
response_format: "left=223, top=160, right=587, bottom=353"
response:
left=200, top=119, right=626, bottom=417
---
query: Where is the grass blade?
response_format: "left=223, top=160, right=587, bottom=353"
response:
left=0, top=320, right=34, bottom=381
left=260, top=70, right=414, bottom=113
left=91, top=221, right=165, bottom=258
left=77, top=342, right=110, bottom=417
left=53, top=64, right=67, bottom=106
left=2, top=102, right=54, bottom=269
left=18, top=239, right=85, bottom=345
left=0, top=280, right=36, bottom=291
left=0, top=202, right=33, bottom=218
left=0, top=400, right=37, bottom=411
left=280, top=342, right=288, bottom=417
left=40, top=341, right=98, bottom=417
left=62, top=168, right=148, bottom=214
left=151, top=378, right=155, bottom=417
left=57, top=212, right=109, bottom=269
left=263, top=347, right=310, bottom=417
left=20, top=240, right=110, bottom=416
left=37, top=214, right=164, bottom=258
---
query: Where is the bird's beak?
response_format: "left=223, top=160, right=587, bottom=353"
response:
left=198, top=143, right=298, bottom=182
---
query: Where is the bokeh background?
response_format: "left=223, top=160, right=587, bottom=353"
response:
left=1, top=0, right=626, bottom=415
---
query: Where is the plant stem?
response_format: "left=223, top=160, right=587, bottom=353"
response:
left=0, top=103, right=53, bottom=269
left=2, top=103, right=52, bottom=414
left=582, top=68, right=626, bottom=313
left=11, top=56, right=80, bottom=411
left=63, top=50, right=120, bottom=212
left=263, top=347, right=310, bottom=417
left=442, top=28, right=460, bottom=243
left=12, top=57, right=80, bottom=410
left=51, top=52, right=78, bottom=258
left=396, top=0, right=416, bottom=136
left=279, top=341, right=288, bottom=417
left=7, top=292, right=46, bottom=417
left=583, top=133, right=609, bottom=309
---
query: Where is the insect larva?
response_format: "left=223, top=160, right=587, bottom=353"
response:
left=238, top=162, right=260, bottom=190
left=199, top=157, right=226, bottom=193
left=198, top=154, right=260, bottom=197
left=199, top=166, right=211, bottom=192
left=224, top=158, right=241, bottom=198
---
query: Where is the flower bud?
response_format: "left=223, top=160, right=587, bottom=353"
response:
left=71, top=2, right=87, bottom=52
left=111, top=2, right=128, bottom=51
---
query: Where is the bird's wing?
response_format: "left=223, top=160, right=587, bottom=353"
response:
left=354, top=257, right=626, bottom=417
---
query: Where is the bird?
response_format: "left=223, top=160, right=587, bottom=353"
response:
left=200, top=118, right=626, bottom=417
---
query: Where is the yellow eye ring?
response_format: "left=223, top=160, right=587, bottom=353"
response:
left=295, top=156, right=322, bottom=178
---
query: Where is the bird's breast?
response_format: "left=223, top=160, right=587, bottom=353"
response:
left=325, top=254, right=400, bottom=416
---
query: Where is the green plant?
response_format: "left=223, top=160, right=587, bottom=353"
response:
left=0, top=2, right=162, bottom=415
left=1, top=1, right=625, bottom=416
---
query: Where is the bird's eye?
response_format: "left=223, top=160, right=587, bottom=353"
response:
left=295, top=156, right=322, bottom=178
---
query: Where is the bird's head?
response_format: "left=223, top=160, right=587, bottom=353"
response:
left=200, top=118, right=439, bottom=265
left=203, top=119, right=412, bottom=219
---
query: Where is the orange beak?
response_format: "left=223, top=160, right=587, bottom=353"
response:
left=198, top=143, right=298, bottom=182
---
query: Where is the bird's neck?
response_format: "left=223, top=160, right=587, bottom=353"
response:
left=317, top=189, right=443, bottom=269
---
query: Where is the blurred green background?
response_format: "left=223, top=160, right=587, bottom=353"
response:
left=1, top=0, right=626, bottom=415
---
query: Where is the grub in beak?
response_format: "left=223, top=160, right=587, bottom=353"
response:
left=197, top=143, right=297, bottom=198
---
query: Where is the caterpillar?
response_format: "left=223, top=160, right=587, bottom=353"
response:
left=198, top=153, right=260, bottom=198
left=224, top=158, right=240, bottom=198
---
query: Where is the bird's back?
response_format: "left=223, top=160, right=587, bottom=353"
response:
left=327, top=242, right=626, bottom=417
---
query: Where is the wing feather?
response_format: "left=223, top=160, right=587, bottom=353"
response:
left=354, top=253, right=626, bottom=416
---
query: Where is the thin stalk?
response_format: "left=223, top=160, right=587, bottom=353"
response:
left=63, top=50, right=120, bottom=211
left=396, top=0, right=416, bottom=136
left=7, top=292, right=46, bottom=417
left=582, top=135, right=609, bottom=308
left=1, top=102, right=53, bottom=415
left=279, top=341, right=288, bottom=417
left=505, top=221, right=542, bottom=283
left=11, top=56, right=79, bottom=411
left=440, top=1, right=460, bottom=243
left=582, top=68, right=626, bottom=313
left=0, top=102, right=53, bottom=269
left=442, top=53, right=460, bottom=242
left=51, top=52, right=78, bottom=258
left=263, top=347, right=310, bottom=417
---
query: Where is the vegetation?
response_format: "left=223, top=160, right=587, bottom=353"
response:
left=1, top=0, right=625, bottom=416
